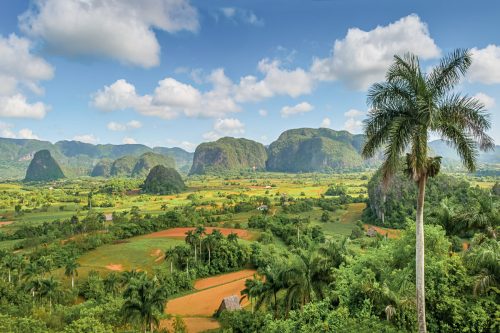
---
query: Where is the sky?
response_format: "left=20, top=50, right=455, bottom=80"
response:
left=0, top=0, right=499, bottom=152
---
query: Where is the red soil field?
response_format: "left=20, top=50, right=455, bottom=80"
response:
left=364, top=224, right=401, bottom=239
left=105, top=264, right=123, bottom=271
left=166, top=274, right=252, bottom=316
left=0, top=221, right=13, bottom=227
left=194, top=269, right=256, bottom=290
left=143, top=227, right=252, bottom=240
left=161, top=317, right=220, bottom=333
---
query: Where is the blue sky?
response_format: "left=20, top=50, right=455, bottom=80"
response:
left=0, top=0, right=499, bottom=151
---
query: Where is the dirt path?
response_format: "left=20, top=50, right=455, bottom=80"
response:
left=105, top=264, right=123, bottom=271
left=194, top=269, right=256, bottom=290
left=164, top=269, right=256, bottom=332
left=363, top=224, right=401, bottom=239
left=0, top=221, right=13, bottom=227
left=144, top=227, right=252, bottom=240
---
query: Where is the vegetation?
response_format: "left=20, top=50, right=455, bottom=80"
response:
left=141, top=165, right=186, bottom=195
left=361, top=49, right=494, bottom=332
left=24, top=150, right=65, bottom=182
left=190, top=137, right=268, bottom=175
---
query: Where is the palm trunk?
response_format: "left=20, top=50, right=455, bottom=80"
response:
left=194, top=243, right=197, bottom=262
left=170, top=260, right=173, bottom=273
left=208, top=246, right=211, bottom=266
left=71, top=275, right=74, bottom=289
left=8, top=269, right=11, bottom=283
left=416, top=176, right=427, bottom=333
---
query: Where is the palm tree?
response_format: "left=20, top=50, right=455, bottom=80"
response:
left=164, top=248, right=177, bottom=273
left=40, top=276, right=60, bottom=312
left=227, top=232, right=239, bottom=243
left=185, top=230, right=197, bottom=262
left=104, top=272, right=121, bottom=296
left=64, top=258, right=80, bottom=289
left=240, top=274, right=262, bottom=313
left=255, top=265, right=285, bottom=318
left=195, top=226, right=206, bottom=257
left=464, top=237, right=499, bottom=295
left=362, top=49, right=494, bottom=332
left=122, top=274, right=168, bottom=333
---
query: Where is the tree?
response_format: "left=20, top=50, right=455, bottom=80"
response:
left=240, top=274, right=262, bottom=313
left=362, top=49, right=494, bottom=333
left=104, top=272, right=120, bottom=296
left=64, top=258, right=80, bottom=289
left=40, top=276, right=60, bottom=312
left=195, top=226, right=206, bottom=258
left=185, top=230, right=198, bottom=262
left=122, top=274, right=168, bottom=333
left=255, top=265, right=285, bottom=318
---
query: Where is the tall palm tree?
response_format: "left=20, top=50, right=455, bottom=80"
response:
left=185, top=230, right=197, bottom=262
left=40, top=276, right=60, bottom=312
left=362, top=49, right=494, bottom=333
left=195, top=226, right=206, bottom=258
left=255, top=265, right=285, bottom=318
left=64, top=258, right=80, bottom=289
left=122, top=274, right=168, bottom=333
left=240, top=274, right=262, bottom=313
left=104, top=272, right=121, bottom=296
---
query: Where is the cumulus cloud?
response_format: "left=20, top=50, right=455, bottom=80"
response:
left=166, top=138, right=197, bottom=151
left=0, top=122, right=40, bottom=139
left=343, top=109, right=365, bottom=133
left=122, top=137, right=137, bottom=144
left=469, top=45, right=500, bottom=84
left=0, top=94, right=48, bottom=119
left=107, top=120, right=143, bottom=131
left=19, top=0, right=199, bottom=68
left=235, top=59, right=313, bottom=102
left=73, top=134, right=99, bottom=144
left=320, top=117, right=331, bottom=128
left=92, top=70, right=240, bottom=119
left=258, top=109, right=268, bottom=117
left=473, top=92, right=496, bottom=109
left=311, top=14, right=440, bottom=90
left=219, top=7, right=264, bottom=26
left=203, top=118, right=245, bottom=141
left=281, top=102, right=314, bottom=118
left=0, top=34, right=52, bottom=119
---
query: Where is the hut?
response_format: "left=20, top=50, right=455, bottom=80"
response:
left=366, top=227, right=379, bottom=237
left=104, top=213, right=113, bottom=222
left=217, top=295, right=241, bottom=315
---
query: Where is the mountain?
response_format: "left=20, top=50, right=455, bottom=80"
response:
left=0, top=138, right=193, bottom=180
left=109, top=155, right=139, bottom=177
left=152, top=147, right=193, bottom=173
left=429, top=140, right=500, bottom=166
left=190, top=137, right=267, bottom=175
left=141, top=165, right=186, bottom=194
left=24, top=150, right=65, bottom=182
left=90, top=159, right=113, bottom=177
left=131, top=152, right=175, bottom=177
left=266, top=128, right=370, bottom=172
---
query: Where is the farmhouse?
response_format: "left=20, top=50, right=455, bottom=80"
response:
left=217, top=295, right=241, bottom=315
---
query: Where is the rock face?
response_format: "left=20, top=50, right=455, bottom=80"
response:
left=266, top=128, right=366, bottom=172
left=24, top=150, right=65, bottom=182
left=141, top=165, right=186, bottom=194
left=131, top=152, right=176, bottom=177
left=189, top=137, right=267, bottom=175
left=90, top=159, right=113, bottom=177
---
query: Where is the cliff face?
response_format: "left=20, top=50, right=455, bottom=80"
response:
left=189, top=137, right=267, bottom=175
left=24, top=150, right=65, bottom=182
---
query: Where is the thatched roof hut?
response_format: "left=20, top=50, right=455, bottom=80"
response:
left=217, top=295, right=241, bottom=315
left=366, top=227, right=379, bottom=237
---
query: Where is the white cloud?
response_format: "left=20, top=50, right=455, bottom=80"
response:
left=311, top=14, right=440, bottom=90
left=92, top=70, right=240, bottom=119
left=203, top=118, right=245, bottom=141
left=469, top=45, right=500, bottom=84
left=219, top=7, right=264, bottom=26
left=0, top=94, right=48, bottom=119
left=0, top=122, right=40, bottom=139
left=166, top=139, right=197, bottom=151
left=281, top=102, right=314, bottom=118
left=107, top=120, right=143, bottom=131
left=343, top=109, right=365, bottom=133
left=235, top=59, right=313, bottom=102
left=473, top=92, right=496, bottom=109
left=19, top=0, right=199, bottom=68
left=18, top=128, right=39, bottom=139
left=258, top=109, right=268, bottom=117
left=122, top=137, right=137, bottom=144
left=320, top=117, right=331, bottom=128
left=73, top=134, right=99, bottom=144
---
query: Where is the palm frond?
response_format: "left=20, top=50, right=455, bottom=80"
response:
left=428, top=49, right=472, bottom=97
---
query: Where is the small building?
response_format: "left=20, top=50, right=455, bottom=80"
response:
left=104, top=213, right=113, bottom=222
left=217, top=295, right=241, bottom=315
left=366, top=227, right=379, bottom=237
left=257, top=205, right=268, bottom=211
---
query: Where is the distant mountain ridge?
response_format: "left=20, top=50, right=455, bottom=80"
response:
left=0, top=138, right=193, bottom=180
left=429, top=140, right=500, bottom=167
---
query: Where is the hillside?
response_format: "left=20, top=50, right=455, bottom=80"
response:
left=266, top=128, right=369, bottom=172
left=190, top=137, right=267, bottom=175
left=141, top=165, right=186, bottom=194
left=24, top=150, right=65, bottom=182
left=429, top=140, right=500, bottom=167
left=0, top=138, right=193, bottom=180
left=131, top=152, right=176, bottom=177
